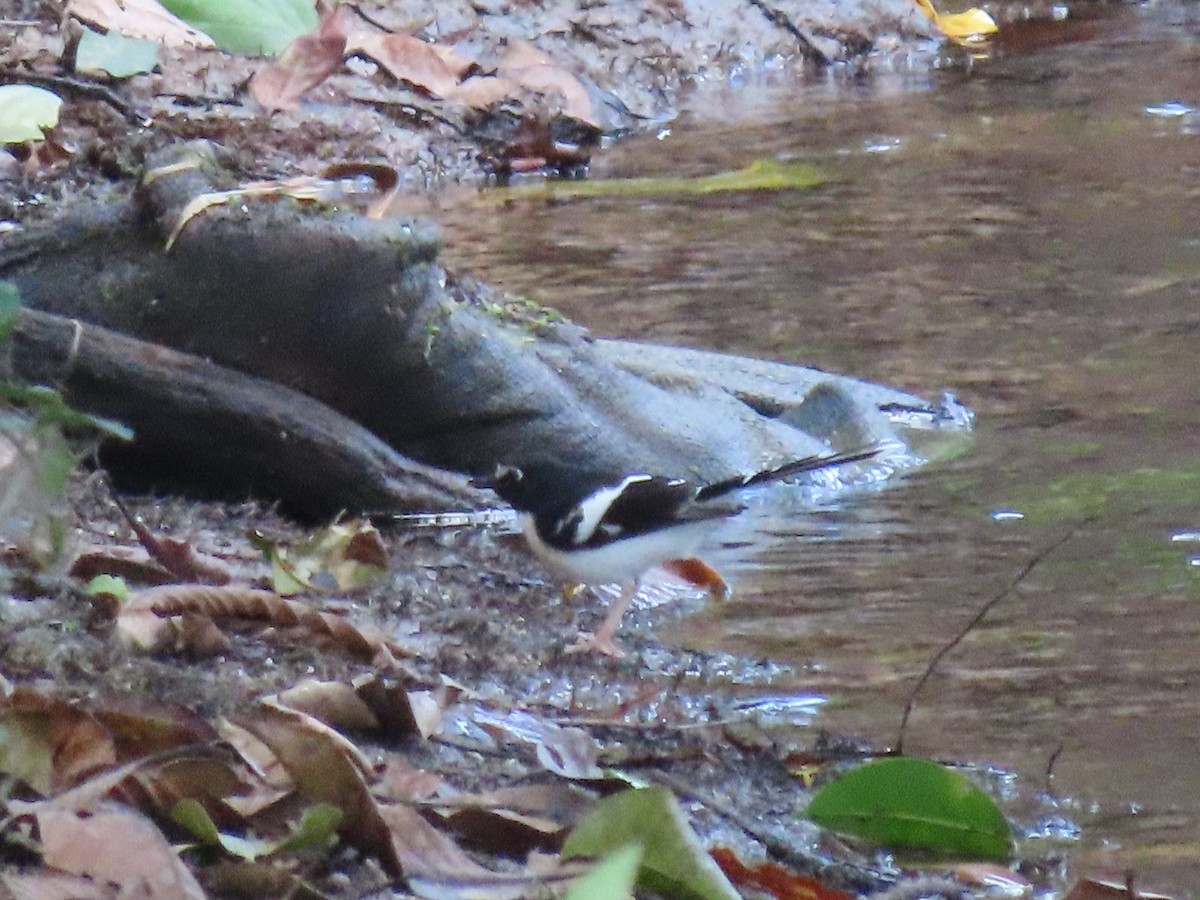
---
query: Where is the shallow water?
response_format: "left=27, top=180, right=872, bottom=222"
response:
left=435, top=4, right=1200, bottom=894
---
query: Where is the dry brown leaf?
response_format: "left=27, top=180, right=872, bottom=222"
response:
left=503, top=63, right=596, bottom=126
left=238, top=703, right=401, bottom=874
left=274, top=680, right=380, bottom=734
left=249, top=4, right=353, bottom=111
left=496, top=39, right=555, bottom=71
left=124, top=756, right=243, bottom=824
left=163, top=175, right=344, bottom=251
left=380, top=804, right=587, bottom=899
left=348, top=31, right=464, bottom=98
left=352, top=675, right=445, bottom=740
left=119, top=584, right=402, bottom=661
left=38, top=800, right=206, bottom=899
left=67, top=0, right=215, bottom=48
left=145, top=536, right=233, bottom=585
left=69, top=547, right=175, bottom=586
left=2, top=870, right=117, bottom=900
left=92, top=699, right=217, bottom=759
left=215, top=719, right=295, bottom=817
left=1064, top=877, right=1174, bottom=900
left=711, top=846, right=854, bottom=900
left=378, top=802, right=500, bottom=886
left=435, top=784, right=595, bottom=855
left=451, top=75, right=521, bottom=111
left=0, top=687, right=117, bottom=796
left=372, top=756, right=443, bottom=804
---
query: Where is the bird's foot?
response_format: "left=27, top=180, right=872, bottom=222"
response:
left=564, top=631, right=625, bottom=658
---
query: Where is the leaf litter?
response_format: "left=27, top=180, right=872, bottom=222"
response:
left=0, top=476, right=1055, bottom=898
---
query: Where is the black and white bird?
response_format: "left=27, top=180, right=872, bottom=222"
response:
left=475, top=446, right=881, bottom=656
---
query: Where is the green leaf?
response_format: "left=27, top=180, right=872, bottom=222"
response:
left=0, top=282, right=20, bottom=344
left=562, top=787, right=740, bottom=900
left=157, top=0, right=317, bottom=55
left=0, top=85, right=62, bottom=144
left=565, top=844, right=642, bottom=900
left=806, top=757, right=1013, bottom=860
left=172, top=799, right=339, bottom=861
left=172, top=798, right=277, bottom=861
left=274, top=802, right=343, bottom=854
left=85, top=574, right=130, bottom=601
left=75, top=27, right=160, bottom=78
left=0, top=382, right=134, bottom=441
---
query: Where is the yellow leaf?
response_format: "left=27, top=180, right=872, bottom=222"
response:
left=937, top=8, right=999, bottom=41
left=912, top=0, right=998, bottom=45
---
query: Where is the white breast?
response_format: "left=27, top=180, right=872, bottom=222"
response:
left=521, top=513, right=718, bottom=586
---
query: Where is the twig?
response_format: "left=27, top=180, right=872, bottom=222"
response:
left=0, top=70, right=153, bottom=128
left=895, top=519, right=1092, bottom=754
left=1044, top=742, right=1064, bottom=793
left=744, top=0, right=829, bottom=65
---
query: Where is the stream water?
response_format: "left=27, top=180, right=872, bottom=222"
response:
left=435, top=4, right=1200, bottom=894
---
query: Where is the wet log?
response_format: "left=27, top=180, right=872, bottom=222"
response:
left=11, top=307, right=483, bottom=519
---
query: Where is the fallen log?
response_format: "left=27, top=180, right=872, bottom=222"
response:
left=1, top=141, right=965, bottom=513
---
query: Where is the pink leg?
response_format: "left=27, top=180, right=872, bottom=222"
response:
left=566, top=580, right=638, bottom=657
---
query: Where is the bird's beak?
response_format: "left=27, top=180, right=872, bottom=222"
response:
left=470, top=464, right=522, bottom=492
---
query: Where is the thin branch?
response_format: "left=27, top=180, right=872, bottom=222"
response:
left=744, top=0, right=830, bottom=65
left=0, top=70, right=153, bottom=128
left=895, top=519, right=1093, bottom=754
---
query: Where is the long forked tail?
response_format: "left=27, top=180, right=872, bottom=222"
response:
left=694, top=446, right=884, bottom=503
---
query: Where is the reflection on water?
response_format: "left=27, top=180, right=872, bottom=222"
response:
left=433, top=3, right=1200, bottom=894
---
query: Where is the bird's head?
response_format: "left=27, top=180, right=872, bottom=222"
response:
left=471, top=464, right=527, bottom=504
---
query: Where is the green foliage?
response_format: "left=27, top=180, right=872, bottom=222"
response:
left=157, top=0, right=318, bottom=55
left=75, top=27, right=160, bottom=78
left=85, top=574, right=130, bottom=601
left=0, top=85, right=62, bottom=144
left=0, top=283, right=19, bottom=345
left=0, top=283, right=132, bottom=562
left=806, top=756, right=1013, bottom=860
left=0, top=383, right=133, bottom=443
left=562, top=786, right=740, bottom=900
left=565, top=844, right=642, bottom=900
left=172, top=798, right=342, bottom=861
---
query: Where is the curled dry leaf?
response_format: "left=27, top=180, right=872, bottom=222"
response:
left=118, top=583, right=405, bottom=661
left=249, top=4, right=354, bottom=111
left=238, top=702, right=400, bottom=875
left=163, top=175, right=344, bottom=251
left=38, top=800, right=206, bottom=899
left=67, top=0, right=215, bottom=47
left=70, top=546, right=176, bottom=586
